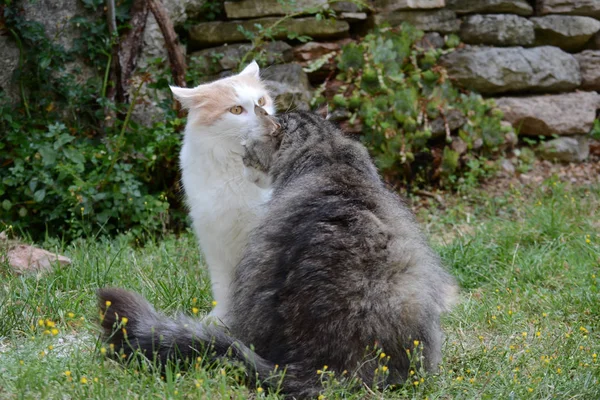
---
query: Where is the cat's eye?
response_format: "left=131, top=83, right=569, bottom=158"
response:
left=230, top=105, right=244, bottom=115
left=257, top=97, right=266, bottom=107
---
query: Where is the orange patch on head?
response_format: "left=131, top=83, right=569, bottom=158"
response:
left=194, top=84, right=237, bottom=125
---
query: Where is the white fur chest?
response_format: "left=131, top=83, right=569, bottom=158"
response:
left=180, top=136, right=270, bottom=321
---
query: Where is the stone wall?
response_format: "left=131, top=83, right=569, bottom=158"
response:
left=187, top=0, right=600, bottom=162
left=2, top=0, right=599, bottom=162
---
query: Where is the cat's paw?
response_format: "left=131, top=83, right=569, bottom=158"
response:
left=243, top=165, right=272, bottom=188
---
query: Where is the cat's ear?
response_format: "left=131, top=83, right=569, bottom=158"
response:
left=240, top=61, right=260, bottom=79
left=315, top=103, right=331, bottom=120
left=170, top=86, right=203, bottom=110
left=267, top=118, right=282, bottom=137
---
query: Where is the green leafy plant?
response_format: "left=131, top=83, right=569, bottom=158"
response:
left=0, top=1, right=185, bottom=240
left=314, top=25, right=508, bottom=190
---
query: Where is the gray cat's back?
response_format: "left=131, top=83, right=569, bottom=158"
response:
left=231, top=112, right=457, bottom=393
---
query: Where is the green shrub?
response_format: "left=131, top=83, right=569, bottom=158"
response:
left=0, top=1, right=184, bottom=240
left=314, top=25, right=507, bottom=190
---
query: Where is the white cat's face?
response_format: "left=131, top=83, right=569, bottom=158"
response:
left=170, top=61, right=275, bottom=143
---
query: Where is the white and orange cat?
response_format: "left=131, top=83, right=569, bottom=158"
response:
left=170, top=62, right=274, bottom=324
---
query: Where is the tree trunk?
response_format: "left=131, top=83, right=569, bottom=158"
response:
left=147, top=0, right=187, bottom=88
left=119, top=0, right=149, bottom=100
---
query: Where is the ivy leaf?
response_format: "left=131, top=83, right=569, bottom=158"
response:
left=63, top=148, right=86, bottom=167
left=33, top=189, right=46, bottom=203
left=54, top=133, right=75, bottom=150
left=39, top=146, right=58, bottom=167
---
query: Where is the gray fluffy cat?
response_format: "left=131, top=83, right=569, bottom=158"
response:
left=98, top=108, right=458, bottom=398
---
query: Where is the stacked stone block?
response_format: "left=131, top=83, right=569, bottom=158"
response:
left=438, top=0, right=600, bottom=162
left=185, top=0, right=600, bottom=162
left=2, top=0, right=599, bottom=162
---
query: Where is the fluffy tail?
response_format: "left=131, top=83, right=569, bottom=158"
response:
left=97, top=288, right=282, bottom=388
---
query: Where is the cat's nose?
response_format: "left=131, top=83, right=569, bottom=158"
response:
left=254, top=104, right=268, bottom=116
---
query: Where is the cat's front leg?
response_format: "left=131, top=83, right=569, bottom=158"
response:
left=203, top=266, right=233, bottom=326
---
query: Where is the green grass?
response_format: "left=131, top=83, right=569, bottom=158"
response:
left=1, top=178, right=599, bottom=399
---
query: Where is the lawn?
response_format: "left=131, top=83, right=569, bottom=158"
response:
left=1, top=178, right=599, bottom=399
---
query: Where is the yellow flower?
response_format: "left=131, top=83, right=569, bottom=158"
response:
left=51, top=328, right=59, bottom=335
left=381, top=366, right=388, bottom=372
left=380, top=352, right=386, bottom=359
left=317, top=396, right=325, bottom=400
left=46, top=320, right=55, bottom=328
left=469, top=378, right=475, bottom=384
left=67, top=312, right=75, bottom=318
left=556, top=368, right=561, bottom=374
left=211, top=300, right=218, bottom=307
left=586, top=238, right=591, bottom=244
left=257, top=387, right=264, bottom=394
left=38, top=319, right=44, bottom=327
left=100, top=347, right=106, bottom=355
left=121, top=317, right=128, bottom=325
left=48, top=345, right=53, bottom=350
left=316, top=369, right=323, bottom=375
left=43, top=330, right=51, bottom=335
left=413, top=340, right=420, bottom=347
left=528, top=388, right=533, bottom=393
left=192, top=298, right=197, bottom=304
left=65, top=371, right=72, bottom=377
left=579, top=326, right=589, bottom=334
left=19, top=360, right=24, bottom=365
left=105, top=300, right=112, bottom=307
left=94, top=378, right=99, bottom=383
left=522, top=332, right=527, bottom=338
left=542, top=312, right=548, bottom=317
left=536, top=331, right=541, bottom=337
left=192, top=307, right=199, bottom=315
left=80, top=377, right=88, bottom=384
left=456, top=376, right=463, bottom=382
left=413, top=381, right=419, bottom=386
left=323, top=365, right=328, bottom=370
